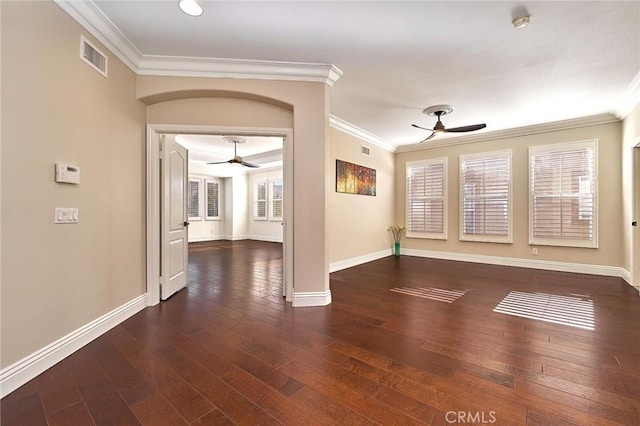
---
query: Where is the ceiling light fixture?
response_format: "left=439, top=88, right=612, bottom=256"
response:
left=512, top=14, right=531, bottom=29
left=179, top=0, right=203, bottom=17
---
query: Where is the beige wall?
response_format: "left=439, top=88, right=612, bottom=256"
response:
left=622, top=102, right=640, bottom=276
left=141, top=77, right=330, bottom=294
left=395, top=122, right=623, bottom=267
left=328, top=128, right=395, bottom=262
left=147, top=97, right=293, bottom=128
left=1, top=1, right=146, bottom=366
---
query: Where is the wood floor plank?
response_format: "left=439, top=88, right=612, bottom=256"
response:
left=0, top=393, right=48, bottom=426
left=190, top=409, right=234, bottom=425
left=47, top=402, right=95, bottom=426
left=130, top=392, right=189, bottom=425
left=79, top=379, right=141, bottom=425
left=289, top=385, right=373, bottom=425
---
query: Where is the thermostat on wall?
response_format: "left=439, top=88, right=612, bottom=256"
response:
left=55, top=163, right=80, bottom=184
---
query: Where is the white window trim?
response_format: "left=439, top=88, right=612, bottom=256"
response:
left=254, top=180, right=268, bottom=221
left=406, top=158, right=448, bottom=240
left=459, top=150, right=512, bottom=244
left=269, top=178, right=284, bottom=222
left=528, top=140, right=598, bottom=248
left=188, top=177, right=203, bottom=221
left=205, top=178, right=221, bottom=221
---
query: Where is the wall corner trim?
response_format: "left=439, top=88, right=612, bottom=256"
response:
left=292, top=291, right=332, bottom=307
left=0, top=294, right=147, bottom=398
left=329, top=115, right=397, bottom=152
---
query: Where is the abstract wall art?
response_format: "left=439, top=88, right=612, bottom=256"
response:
left=336, top=159, right=376, bottom=196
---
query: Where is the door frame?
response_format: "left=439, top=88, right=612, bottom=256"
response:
left=632, top=140, right=640, bottom=292
left=146, top=124, right=294, bottom=305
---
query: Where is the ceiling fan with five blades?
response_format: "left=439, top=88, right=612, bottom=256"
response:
left=412, top=105, right=486, bottom=142
left=207, top=136, right=260, bottom=168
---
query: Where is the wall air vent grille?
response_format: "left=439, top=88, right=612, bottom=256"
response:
left=361, top=145, right=371, bottom=156
left=80, top=36, right=108, bottom=77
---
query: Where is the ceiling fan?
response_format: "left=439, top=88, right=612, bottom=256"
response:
left=207, top=136, right=260, bottom=168
left=412, top=105, right=486, bottom=142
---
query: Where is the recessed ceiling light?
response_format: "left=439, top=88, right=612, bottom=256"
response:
left=512, top=14, right=531, bottom=29
left=179, top=0, right=203, bottom=17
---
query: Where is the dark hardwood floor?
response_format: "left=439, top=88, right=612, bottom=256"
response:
left=2, top=240, right=639, bottom=425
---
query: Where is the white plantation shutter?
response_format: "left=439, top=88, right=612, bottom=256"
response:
left=529, top=140, right=597, bottom=247
left=406, top=158, right=447, bottom=239
left=270, top=179, right=283, bottom=220
left=460, top=150, right=512, bottom=243
left=205, top=180, right=220, bottom=220
left=187, top=178, right=202, bottom=220
left=254, top=181, right=267, bottom=220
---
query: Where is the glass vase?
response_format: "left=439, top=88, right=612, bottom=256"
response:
left=394, top=242, right=401, bottom=256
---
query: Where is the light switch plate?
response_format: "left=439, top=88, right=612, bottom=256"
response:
left=54, top=208, right=78, bottom=224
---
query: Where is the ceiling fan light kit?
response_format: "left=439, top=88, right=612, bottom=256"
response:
left=411, top=104, right=486, bottom=143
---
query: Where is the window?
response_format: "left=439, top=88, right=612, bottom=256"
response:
left=254, top=180, right=267, bottom=220
left=187, top=178, right=202, bottom=220
left=270, top=178, right=283, bottom=221
left=460, top=150, right=512, bottom=243
left=406, top=158, right=447, bottom=239
left=205, top=179, right=220, bottom=220
left=529, top=140, right=597, bottom=248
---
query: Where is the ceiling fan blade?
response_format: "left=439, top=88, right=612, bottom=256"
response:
left=411, top=123, right=434, bottom=132
left=445, top=123, right=487, bottom=133
left=207, top=160, right=232, bottom=165
left=241, top=161, right=260, bottom=168
left=419, top=132, right=437, bottom=143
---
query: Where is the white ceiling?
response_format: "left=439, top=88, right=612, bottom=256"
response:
left=91, top=0, right=639, bottom=149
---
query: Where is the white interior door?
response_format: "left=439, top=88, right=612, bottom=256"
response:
left=161, top=137, right=189, bottom=300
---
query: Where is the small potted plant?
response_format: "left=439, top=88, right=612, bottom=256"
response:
left=388, top=225, right=406, bottom=257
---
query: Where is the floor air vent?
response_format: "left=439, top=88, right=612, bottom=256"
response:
left=80, top=36, right=108, bottom=77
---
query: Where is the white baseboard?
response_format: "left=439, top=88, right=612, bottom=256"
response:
left=401, top=248, right=627, bottom=279
left=220, top=234, right=250, bottom=241
left=621, top=268, right=632, bottom=285
left=188, top=236, right=224, bottom=243
left=0, top=294, right=147, bottom=398
left=292, top=290, right=332, bottom=307
left=248, top=235, right=284, bottom=243
left=196, top=235, right=283, bottom=243
left=329, top=249, right=392, bottom=273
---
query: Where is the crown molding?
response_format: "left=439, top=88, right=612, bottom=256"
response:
left=395, top=113, right=620, bottom=153
left=54, top=0, right=341, bottom=86
left=329, top=115, right=397, bottom=152
left=137, top=56, right=342, bottom=86
left=612, top=70, right=640, bottom=119
left=53, top=0, right=141, bottom=72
